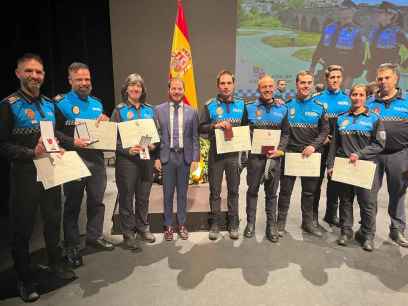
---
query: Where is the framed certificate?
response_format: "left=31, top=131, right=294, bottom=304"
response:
left=40, top=121, right=60, bottom=153
left=75, top=121, right=99, bottom=145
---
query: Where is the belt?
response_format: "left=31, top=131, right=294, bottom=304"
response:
left=170, top=147, right=184, bottom=153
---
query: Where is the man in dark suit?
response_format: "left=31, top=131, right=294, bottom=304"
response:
left=154, top=78, right=200, bottom=241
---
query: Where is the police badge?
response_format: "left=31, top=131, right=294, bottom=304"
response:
left=72, top=106, right=80, bottom=115
left=256, top=109, right=262, bottom=118
left=127, top=111, right=134, bottom=120
left=216, top=106, right=224, bottom=116
left=25, top=109, right=35, bottom=120
left=289, top=108, right=295, bottom=117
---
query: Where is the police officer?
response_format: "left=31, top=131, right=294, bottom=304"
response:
left=313, top=65, right=351, bottom=228
left=0, top=54, right=75, bottom=302
left=54, top=62, right=114, bottom=268
left=368, top=63, right=408, bottom=248
left=199, top=70, right=248, bottom=240
left=245, top=75, right=289, bottom=242
left=111, top=73, right=157, bottom=250
left=273, top=79, right=292, bottom=102
left=309, top=0, right=364, bottom=88
left=327, top=84, right=385, bottom=251
left=366, top=1, right=408, bottom=82
left=277, top=70, right=329, bottom=237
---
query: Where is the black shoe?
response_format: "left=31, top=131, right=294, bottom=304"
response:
left=87, top=238, right=115, bottom=251
left=389, top=231, right=408, bottom=248
left=123, top=234, right=141, bottom=250
left=229, top=228, right=239, bottom=240
left=18, top=281, right=40, bottom=303
left=301, top=223, right=323, bottom=238
left=49, top=264, right=76, bottom=280
left=362, top=239, right=374, bottom=252
left=337, top=231, right=353, bottom=246
left=277, top=222, right=286, bottom=237
left=355, top=230, right=365, bottom=244
left=244, top=223, right=255, bottom=238
left=209, top=224, right=220, bottom=241
left=139, top=230, right=156, bottom=243
left=323, top=216, right=340, bottom=227
left=265, top=224, right=279, bottom=243
left=64, top=247, right=83, bottom=268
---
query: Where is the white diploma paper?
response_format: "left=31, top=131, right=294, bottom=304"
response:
left=284, top=153, right=321, bottom=177
left=34, top=151, right=91, bottom=190
left=332, top=157, right=376, bottom=190
left=117, top=119, right=160, bottom=149
left=215, top=125, right=252, bottom=154
left=251, top=129, right=281, bottom=154
left=75, top=119, right=117, bottom=151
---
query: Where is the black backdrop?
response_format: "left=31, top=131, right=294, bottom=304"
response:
left=0, top=0, right=115, bottom=215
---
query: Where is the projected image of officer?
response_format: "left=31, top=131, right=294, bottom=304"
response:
left=309, top=0, right=365, bottom=89
left=365, top=1, right=408, bottom=82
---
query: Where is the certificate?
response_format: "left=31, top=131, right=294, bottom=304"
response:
left=117, top=119, right=160, bottom=148
left=332, top=157, right=376, bottom=190
left=40, top=121, right=60, bottom=153
left=75, top=119, right=117, bottom=151
left=251, top=129, right=281, bottom=154
left=34, top=151, right=91, bottom=190
left=215, top=125, right=252, bottom=154
left=284, top=153, right=321, bottom=177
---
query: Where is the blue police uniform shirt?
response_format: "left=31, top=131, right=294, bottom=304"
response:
left=337, top=111, right=380, bottom=135
left=115, top=102, right=154, bottom=122
left=286, top=96, right=324, bottom=128
left=314, top=89, right=350, bottom=119
left=369, top=26, right=400, bottom=49
left=9, top=91, right=56, bottom=130
left=246, top=99, right=287, bottom=129
left=322, top=22, right=361, bottom=50
left=206, top=97, right=245, bottom=126
left=56, top=90, right=103, bottom=124
left=368, top=91, right=408, bottom=153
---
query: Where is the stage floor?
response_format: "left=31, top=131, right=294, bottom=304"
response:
left=1, top=166, right=408, bottom=306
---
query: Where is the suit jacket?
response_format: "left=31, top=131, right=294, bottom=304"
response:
left=155, top=102, right=200, bottom=164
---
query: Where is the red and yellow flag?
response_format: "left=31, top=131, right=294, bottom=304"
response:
left=169, top=0, right=198, bottom=109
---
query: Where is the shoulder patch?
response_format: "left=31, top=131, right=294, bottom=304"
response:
left=246, top=100, right=256, bottom=105
left=143, top=103, right=154, bottom=108
left=4, top=94, right=19, bottom=104
left=53, top=94, right=65, bottom=102
left=312, top=92, right=322, bottom=98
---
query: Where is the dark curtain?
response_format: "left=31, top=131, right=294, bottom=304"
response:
left=0, top=0, right=115, bottom=215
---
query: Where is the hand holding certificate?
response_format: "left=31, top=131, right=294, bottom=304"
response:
left=284, top=153, right=321, bottom=177
left=215, top=125, right=251, bottom=154
left=332, top=157, right=376, bottom=190
left=251, top=129, right=281, bottom=154
left=34, top=151, right=91, bottom=190
left=75, top=119, right=117, bottom=151
left=117, top=119, right=160, bottom=149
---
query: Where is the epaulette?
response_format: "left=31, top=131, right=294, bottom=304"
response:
left=3, top=93, right=19, bottom=104
left=115, top=103, right=126, bottom=109
left=314, top=99, right=324, bottom=107
left=205, top=98, right=215, bottom=106
left=53, top=94, right=65, bottom=102
left=246, top=100, right=256, bottom=105
left=312, top=91, right=322, bottom=98
left=90, top=95, right=101, bottom=102
left=143, top=103, right=154, bottom=108
left=41, top=95, right=53, bottom=102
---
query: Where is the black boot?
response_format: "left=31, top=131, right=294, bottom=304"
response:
left=18, top=281, right=40, bottom=303
left=266, top=223, right=279, bottom=243
left=337, top=230, right=353, bottom=246
left=301, top=223, right=323, bottom=238
left=244, top=223, right=255, bottom=238
left=209, top=223, right=220, bottom=240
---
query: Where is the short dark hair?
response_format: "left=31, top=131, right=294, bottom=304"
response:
left=168, top=77, right=185, bottom=89
left=296, top=70, right=313, bottom=83
left=17, top=53, right=43, bottom=67
left=216, top=69, right=235, bottom=85
left=277, top=79, right=286, bottom=85
left=68, top=62, right=89, bottom=75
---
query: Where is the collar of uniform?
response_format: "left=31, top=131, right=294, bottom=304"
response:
left=296, top=95, right=312, bottom=103
left=216, top=95, right=234, bottom=104
left=169, top=101, right=183, bottom=108
left=69, top=89, right=89, bottom=102
left=126, top=100, right=144, bottom=110
left=17, top=89, right=42, bottom=104
left=258, top=97, right=275, bottom=108
left=375, top=88, right=403, bottom=104
left=326, top=88, right=341, bottom=95
left=348, top=106, right=369, bottom=117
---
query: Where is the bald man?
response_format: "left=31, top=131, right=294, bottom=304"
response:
left=244, top=75, right=289, bottom=242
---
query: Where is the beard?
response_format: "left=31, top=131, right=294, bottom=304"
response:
left=76, top=86, right=92, bottom=98
left=21, top=78, right=42, bottom=96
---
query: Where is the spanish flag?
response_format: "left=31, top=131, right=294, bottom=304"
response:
left=170, top=0, right=198, bottom=109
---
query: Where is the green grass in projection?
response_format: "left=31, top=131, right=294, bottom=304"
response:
left=262, top=32, right=320, bottom=48
left=292, top=48, right=315, bottom=62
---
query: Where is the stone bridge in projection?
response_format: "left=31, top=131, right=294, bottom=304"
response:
left=279, top=5, right=408, bottom=34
